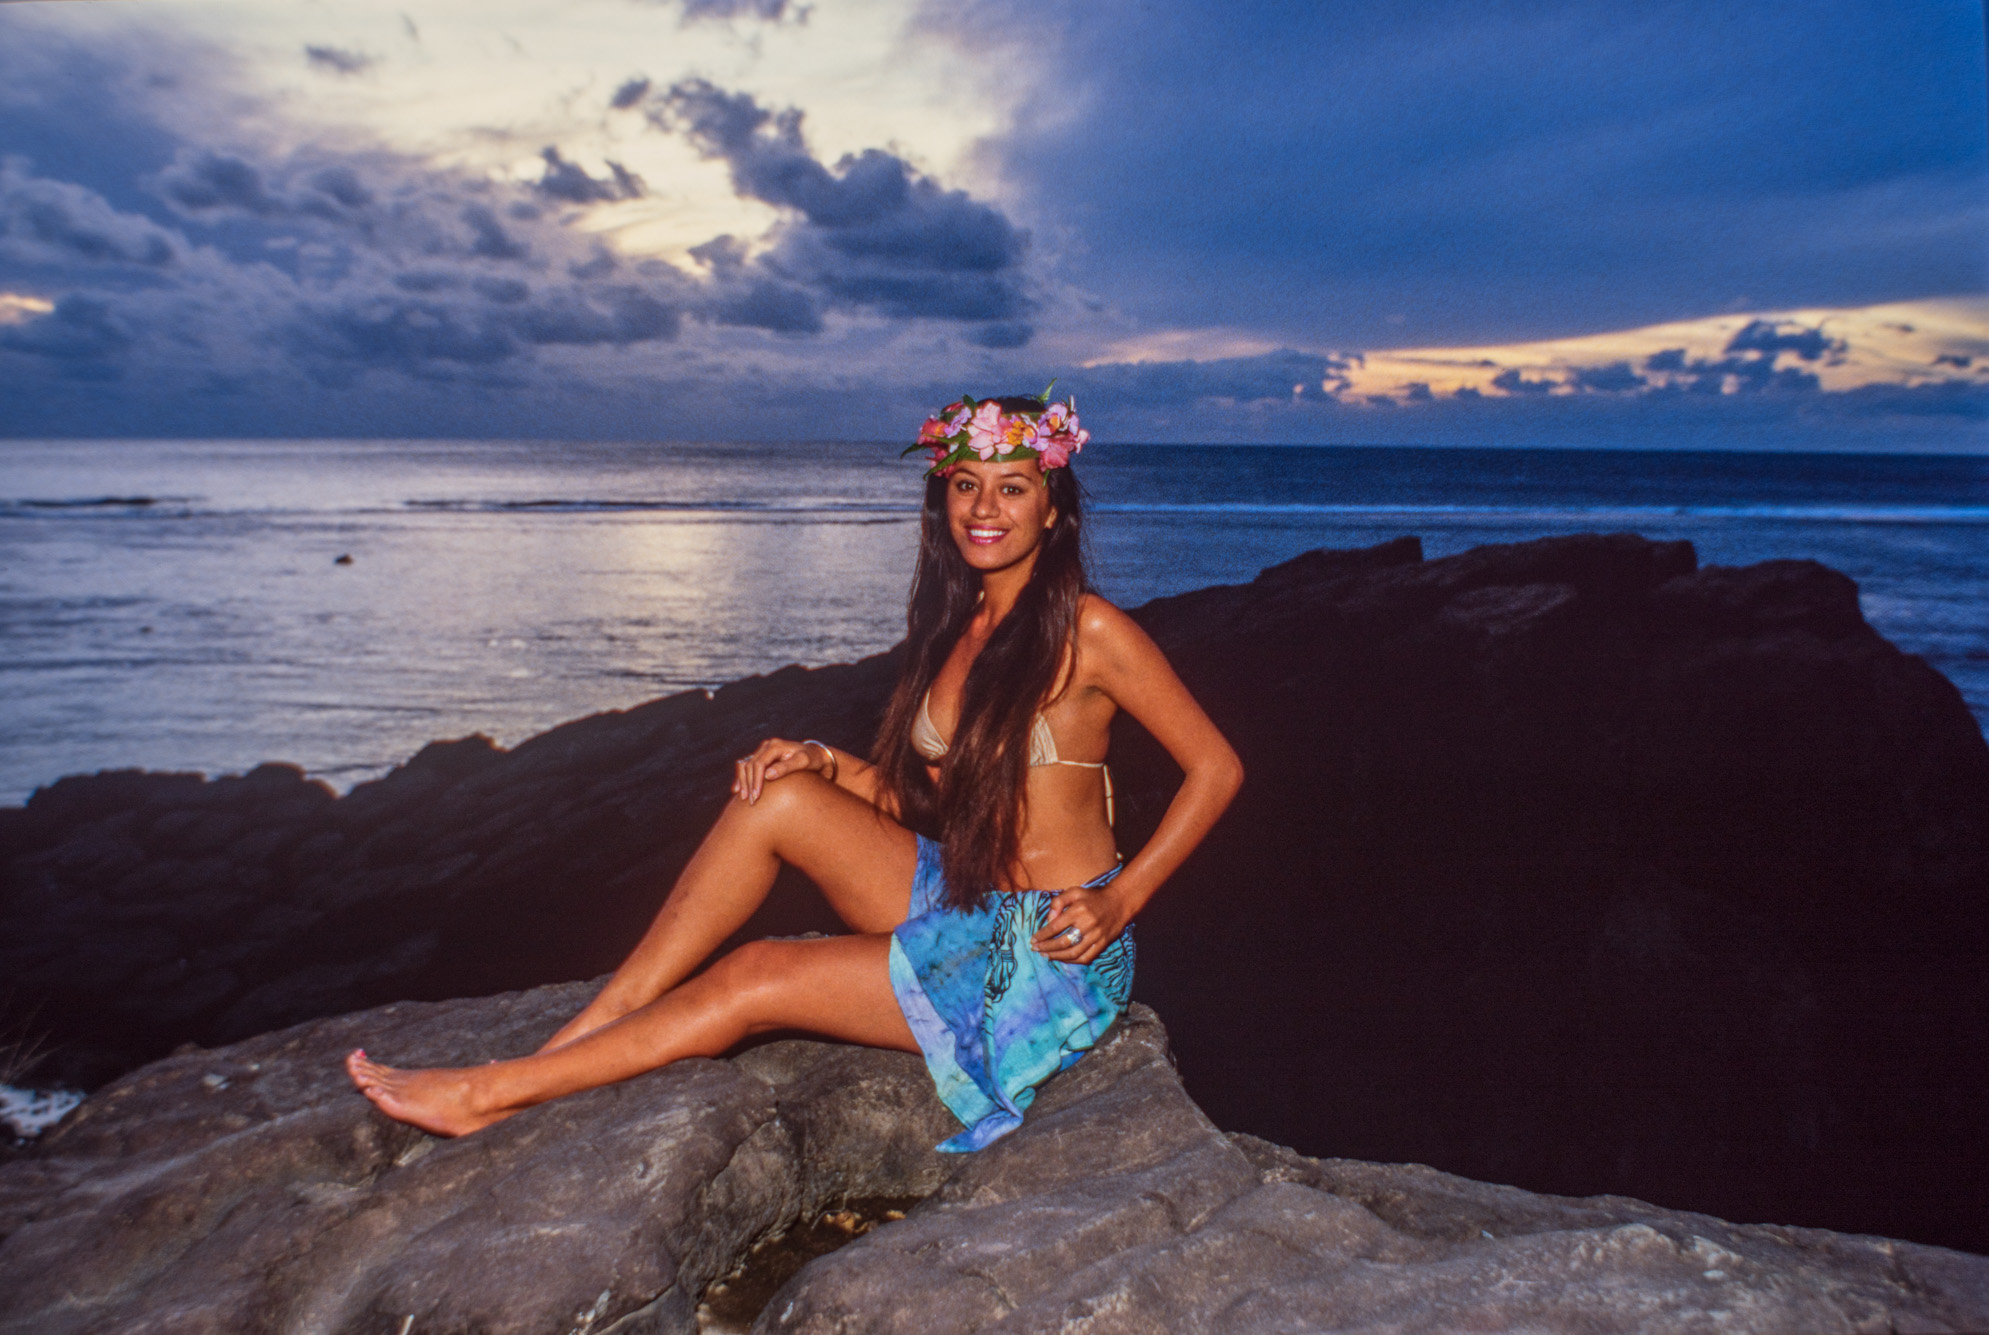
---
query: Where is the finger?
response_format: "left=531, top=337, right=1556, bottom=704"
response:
left=1032, top=905, right=1080, bottom=945
left=1033, top=918, right=1091, bottom=956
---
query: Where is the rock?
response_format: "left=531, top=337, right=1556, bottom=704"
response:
left=0, top=997, right=1982, bottom=1334
left=3, top=533, right=1986, bottom=1252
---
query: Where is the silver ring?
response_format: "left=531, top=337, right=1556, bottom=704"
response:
left=1061, top=926, right=1082, bottom=946
left=737, top=755, right=754, bottom=764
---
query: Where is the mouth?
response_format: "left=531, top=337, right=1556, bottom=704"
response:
left=965, top=526, right=1008, bottom=545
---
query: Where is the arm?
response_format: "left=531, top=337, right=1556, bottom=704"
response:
left=735, top=738, right=883, bottom=807
left=1035, top=598, right=1244, bottom=963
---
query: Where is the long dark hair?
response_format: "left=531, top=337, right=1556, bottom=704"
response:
left=874, top=397, right=1090, bottom=908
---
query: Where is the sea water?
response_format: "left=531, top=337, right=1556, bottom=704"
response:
left=2, top=439, right=1984, bottom=805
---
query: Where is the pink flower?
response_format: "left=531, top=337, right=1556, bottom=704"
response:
left=1039, top=402, right=1073, bottom=434
left=998, top=412, right=1042, bottom=454
left=1036, top=436, right=1073, bottom=470
left=966, top=400, right=1009, bottom=459
left=917, top=415, right=950, bottom=445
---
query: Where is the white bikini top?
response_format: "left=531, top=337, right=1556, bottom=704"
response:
left=911, top=689, right=1114, bottom=823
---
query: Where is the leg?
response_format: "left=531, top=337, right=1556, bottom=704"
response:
left=542, top=773, right=918, bottom=1052
left=348, top=933, right=915, bottom=1135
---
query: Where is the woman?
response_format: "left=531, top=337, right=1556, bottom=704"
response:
left=346, top=392, right=1243, bottom=1147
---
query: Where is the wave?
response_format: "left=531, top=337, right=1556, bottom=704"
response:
left=3, top=496, right=190, bottom=510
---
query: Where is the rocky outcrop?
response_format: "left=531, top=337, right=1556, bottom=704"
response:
left=4, top=534, right=1986, bottom=1253
left=2, top=993, right=1984, bottom=1335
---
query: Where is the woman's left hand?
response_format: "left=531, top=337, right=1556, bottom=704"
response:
left=1032, top=881, right=1132, bottom=966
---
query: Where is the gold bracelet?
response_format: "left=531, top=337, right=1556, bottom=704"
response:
left=802, top=739, right=837, bottom=784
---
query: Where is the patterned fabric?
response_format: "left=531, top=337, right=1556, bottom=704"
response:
left=888, top=835, right=1135, bottom=1152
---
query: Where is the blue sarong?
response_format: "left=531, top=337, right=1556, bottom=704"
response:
left=888, top=835, right=1136, bottom=1152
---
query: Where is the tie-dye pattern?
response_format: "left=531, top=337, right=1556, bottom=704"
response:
left=888, top=835, right=1136, bottom=1152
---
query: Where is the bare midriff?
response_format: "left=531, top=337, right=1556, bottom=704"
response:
left=921, top=754, right=1118, bottom=893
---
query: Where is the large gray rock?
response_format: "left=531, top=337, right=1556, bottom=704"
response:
left=2, top=990, right=1982, bottom=1335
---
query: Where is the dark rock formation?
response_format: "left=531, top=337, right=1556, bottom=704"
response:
left=4, top=534, right=1986, bottom=1252
left=2, top=993, right=1984, bottom=1334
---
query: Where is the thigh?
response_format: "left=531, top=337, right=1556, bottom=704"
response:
left=756, top=773, right=920, bottom=933
left=732, top=933, right=919, bottom=1052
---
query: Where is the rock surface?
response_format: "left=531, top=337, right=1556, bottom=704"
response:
left=2, top=993, right=1984, bottom=1335
left=4, top=533, right=1987, bottom=1251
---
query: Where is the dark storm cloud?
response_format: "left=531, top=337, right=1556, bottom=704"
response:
left=534, top=148, right=644, bottom=204
left=967, top=0, right=1988, bottom=346
left=0, top=158, right=177, bottom=268
left=2, top=7, right=1979, bottom=450
left=155, top=150, right=287, bottom=216
left=0, top=294, right=130, bottom=370
left=652, top=78, right=1032, bottom=331
left=0, top=23, right=1044, bottom=435
left=969, top=321, right=1033, bottom=349
left=154, top=149, right=376, bottom=222
left=0, top=28, right=704, bottom=414
left=303, top=45, right=376, bottom=77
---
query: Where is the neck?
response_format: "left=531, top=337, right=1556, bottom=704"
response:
left=974, top=551, right=1038, bottom=628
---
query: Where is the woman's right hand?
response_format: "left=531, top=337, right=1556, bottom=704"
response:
left=732, top=737, right=831, bottom=804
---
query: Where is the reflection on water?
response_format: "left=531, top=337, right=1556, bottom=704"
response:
left=1, top=439, right=1983, bottom=803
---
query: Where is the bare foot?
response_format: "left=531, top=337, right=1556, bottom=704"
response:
left=344, top=1049, right=519, bottom=1137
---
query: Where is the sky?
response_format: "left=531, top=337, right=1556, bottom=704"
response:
left=1, top=0, right=1984, bottom=449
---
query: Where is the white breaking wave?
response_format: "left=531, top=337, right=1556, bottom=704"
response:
left=1, top=1084, right=83, bottom=1139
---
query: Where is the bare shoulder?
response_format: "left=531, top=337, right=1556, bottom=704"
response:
left=1075, top=593, right=1165, bottom=674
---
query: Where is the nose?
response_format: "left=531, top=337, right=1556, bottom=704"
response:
left=970, top=485, right=1000, bottom=518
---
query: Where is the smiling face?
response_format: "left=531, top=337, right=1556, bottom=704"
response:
left=944, top=457, right=1059, bottom=575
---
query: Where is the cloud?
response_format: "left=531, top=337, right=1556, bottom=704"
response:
left=303, top=45, right=375, bottom=77
left=1569, top=361, right=1645, bottom=393
left=651, top=78, right=1032, bottom=331
left=1066, top=349, right=1352, bottom=407
left=969, top=0, right=1988, bottom=348
left=0, top=293, right=130, bottom=372
left=154, top=149, right=375, bottom=222
left=0, top=7, right=1978, bottom=452
left=1632, top=321, right=1840, bottom=395
left=1492, top=367, right=1557, bottom=395
left=534, top=148, right=643, bottom=204
left=1724, top=319, right=1844, bottom=363
left=155, top=150, right=287, bottom=216
left=0, top=158, right=177, bottom=268
left=678, top=0, right=796, bottom=23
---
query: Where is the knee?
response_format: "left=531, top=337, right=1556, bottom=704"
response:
left=704, top=939, right=792, bottom=1021
left=723, top=769, right=830, bottom=837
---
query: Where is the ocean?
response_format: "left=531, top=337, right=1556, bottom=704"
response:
left=2, top=438, right=1984, bottom=806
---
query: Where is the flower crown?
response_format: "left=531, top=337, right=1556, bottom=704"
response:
left=906, top=384, right=1090, bottom=477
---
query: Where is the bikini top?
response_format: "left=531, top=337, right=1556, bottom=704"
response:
left=911, top=689, right=1115, bottom=822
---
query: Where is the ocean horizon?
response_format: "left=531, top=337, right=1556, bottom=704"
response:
left=3, top=437, right=1985, bottom=807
